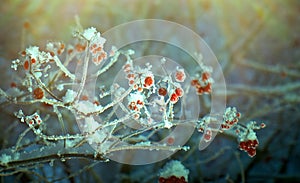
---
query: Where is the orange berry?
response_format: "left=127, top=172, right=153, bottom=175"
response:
left=23, top=60, right=29, bottom=70
left=67, top=49, right=73, bottom=55
left=144, top=76, right=154, bottom=87
left=33, top=87, right=44, bottom=99
left=175, top=87, right=183, bottom=97
left=75, top=44, right=86, bottom=52
left=170, top=93, right=178, bottom=103
left=31, top=58, right=36, bottom=64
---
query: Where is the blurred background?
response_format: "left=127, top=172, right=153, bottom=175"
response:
left=0, top=0, right=300, bottom=182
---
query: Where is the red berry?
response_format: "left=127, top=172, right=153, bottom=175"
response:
left=191, top=79, right=199, bottom=86
left=247, top=148, right=256, bottom=157
left=203, top=83, right=212, bottom=93
left=158, top=87, right=167, bottom=96
left=170, top=93, right=178, bottom=103
left=31, top=58, right=36, bottom=64
left=175, top=69, right=186, bottom=82
left=159, top=177, right=166, bottom=183
left=33, top=87, right=44, bottom=99
left=239, top=141, right=247, bottom=150
left=175, top=87, right=184, bottom=97
left=23, top=60, right=29, bottom=70
left=144, top=76, right=154, bottom=87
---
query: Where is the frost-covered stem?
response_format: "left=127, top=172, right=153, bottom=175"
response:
left=53, top=56, right=75, bottom=80
left=118, top=119, right=190, bottom=142
left=214, top=82, right=300, bottom=96
left=83, top=85, right=134, bottom=116
left=36, top=132, right=84, bottom=141
left=74, top=48, right=90, bottom=103
left=93, top=113, right=133, bottom=133
left=48, top=55, right=76, bottom=89
left=53, top=106, right=67, bottom=136
left=119, top=122, right=164, bottom=142
left=0, top=151, right=106, bottom=172
left=239, top=58, right=300, bottom=78
left=106, top=144, right=189, bottom=154
left=0, top=88, right=9, bottom=100
left=1, top=97, right=63, bottom=107
left=94, top=51, right=121, bottom=77
left=30, top=70, right=62, bottom=102
left=14, top=127, right=32, bottom=152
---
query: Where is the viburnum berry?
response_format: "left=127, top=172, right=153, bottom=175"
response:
left=170, top=93, right=179, bottom=104
left=158, top=87, right=167, bottom=96
left=123, top=63, right=132, bottom=73
left=33, top=87, right=44, bottom=99
left=191, top=78, right=212, bottom=95
left=203, top=128, right=212, bottom=142
left=191, top=79, right=199, bottom=86
left=175, top=87, right=184, bottom=97
left=31, top=58, right=36, bottom=64
left=158, top=160, right=189, bottom=183
left=23, top=60, right=30, bottom=70
left=201, top=72, right=210, bottom=81
left=236, top=121, right=265, bottom=157
left=143, top=76, right=154, bottom=88
left=221, top=107, right=241, bottom=130
left=175, top=67, right=186, bottom=82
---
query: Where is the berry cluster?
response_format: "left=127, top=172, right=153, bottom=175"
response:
left=169, top=87, right=184, bottom=104
left=191, top=71, right=213, bottom=95
left=221, top=107, right=241, bottom=130
left=236, top=121, right=265, bottom=157
left=123, top=60, right=155, bottom=90
left=15, top=110, right=43, bottom=126
left=159, top=176, right=187, bottom=183
left=20, top=46, right=40, bottom=71
left=46, top=41, right=65, bottom=56
left=158, top=160, right=189, bottom=183
left=239, top=139, right=259, bottom=157
left=116, top=57, right=191, bottom=126
left=196, top=108, right=266, bottom=157
left=127, top=92, right=145, bottom=113
left=89, top=36, right=107, bottom=65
